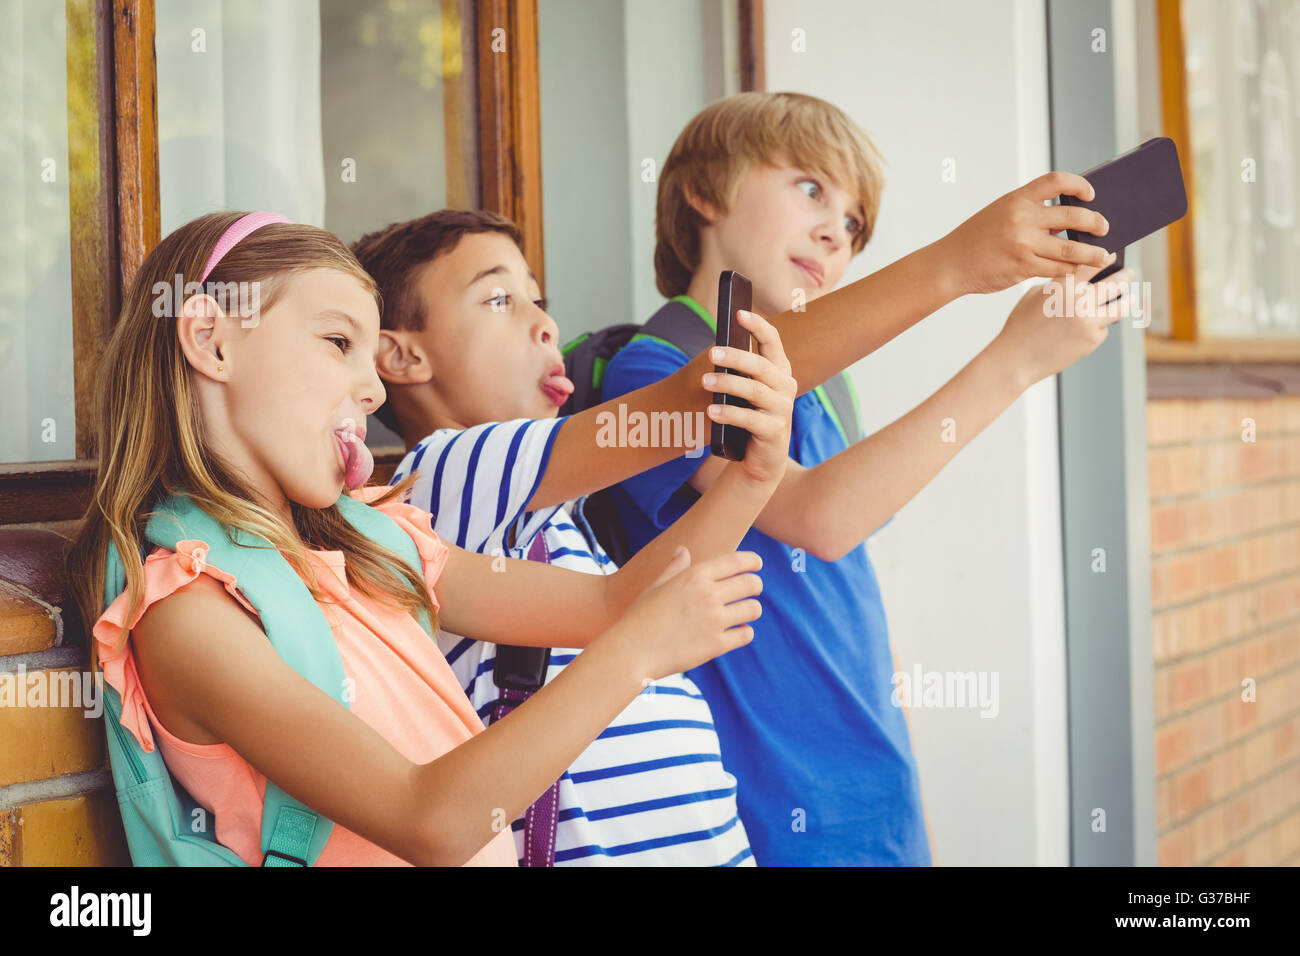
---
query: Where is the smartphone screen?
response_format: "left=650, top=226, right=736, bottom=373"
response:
left=710, top=270, right=753, bottom=461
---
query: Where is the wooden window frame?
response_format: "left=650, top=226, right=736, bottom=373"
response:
left=477, top=0, right=544, bottom=283
left=2, top=0, right=765, bottom=514
left=739, top=0, right=765, bottom=92
left=1, top=0, right=545, bottom=517
left=0, top=0, right=141, bottom=526
left=1147, top=0, right=1300, bottom=366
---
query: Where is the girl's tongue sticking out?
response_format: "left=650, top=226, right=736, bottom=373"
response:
left=335, top=423, right=374, bottom=489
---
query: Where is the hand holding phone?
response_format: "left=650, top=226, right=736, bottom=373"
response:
left=710, top=270, right=753, bottom=461
left=1058, top=136, right=1188, bottom=281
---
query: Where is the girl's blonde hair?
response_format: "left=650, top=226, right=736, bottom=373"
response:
left=68, top=211, right=438, bottom=659
left=654, top=91, right=886, bottom=298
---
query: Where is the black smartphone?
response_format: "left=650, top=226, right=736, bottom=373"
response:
left=1059, top=136, right=1188, bottom=281
left=710, top=270, right=753, bottom=461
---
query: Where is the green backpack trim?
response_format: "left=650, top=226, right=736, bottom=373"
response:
left=101, top=491, right=431, bottom=866
left=670, top=293, right=717, bottom=331
left=560, top=332, right=589, bottom=358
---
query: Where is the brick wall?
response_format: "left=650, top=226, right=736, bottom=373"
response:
left=0, top=532, right=130, bottom=866
left=1148, top=396, right=1300, bottom=866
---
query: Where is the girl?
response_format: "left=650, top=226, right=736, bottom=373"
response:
left=68, top=211, right=793, bottom=866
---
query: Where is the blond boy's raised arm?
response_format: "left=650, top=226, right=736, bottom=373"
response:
left=529, top=173, right=1108, bottom=512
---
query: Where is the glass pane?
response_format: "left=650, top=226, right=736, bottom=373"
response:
left=158, top=0, right=476, bottom=239
left=156, top=0, right=477, bottom=446
left=538, top=0, right=741, bottom=343
left=1182, top=0, right=1300, bottom=338
left=0, top=0, right=76, bottom=464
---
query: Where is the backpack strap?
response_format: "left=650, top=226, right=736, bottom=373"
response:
left=555, top=298, right=709, bottom=558
left=101, top=521, right=325, bottom=866
left=814, top=374, right=864, bottom=446
left=335, top=492, right=434, bottom=639
left=144, top=495, right=349, bottom=866
left=261, top=806, right=320, bottom=867
left=559, top=324, right=642, bottom=416
left=101, top=539, right=251, bottom=865
left=488, top=531, right=561, bottom=867
left=643, top=295, right=865, bottom=445
left=633, top=295, right=717, bottom=358
left=559, top=297, right=720, bottom=417
left=100, top=492, right=437, bottom=866
left=133, top=492, right=431, bottom=866
left=578, top=486, right=633, bottom=568
left=567, top=292, right=866, bottom=559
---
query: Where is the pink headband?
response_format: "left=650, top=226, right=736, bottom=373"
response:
left=199, top=212, right=293, bottom=284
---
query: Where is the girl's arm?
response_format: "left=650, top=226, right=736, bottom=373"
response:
left=434, top=463, right=773, bottom=648
left=528, top=171, right=1109, bottom=511
left=435, top=314, right=795, bottom=647
left=432, top=548, right=609, bottom=648
left=131, top=547, right=762, bottom=866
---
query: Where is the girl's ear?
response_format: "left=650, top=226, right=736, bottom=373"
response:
left=178, top=293, right=229, bottom=380
left=377, top=330, right=433, bottom=385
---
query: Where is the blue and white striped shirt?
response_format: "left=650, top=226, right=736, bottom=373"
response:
left=390, top=416, right=753, bottom=866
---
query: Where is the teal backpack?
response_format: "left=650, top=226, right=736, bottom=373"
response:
left=100, top=492, right=432, bottom=866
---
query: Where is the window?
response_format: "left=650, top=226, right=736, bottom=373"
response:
left=1182, top=0, right=1299, bottom=338
left=155, top=0, right=482, bottom=450
left=1150, top=0, right=1300, bottom=361
left=1, top=1, right=77, bottom=465
left=155, top=0, right=478, bottom=242
left=0, top=0, right=542, bottom=519
left=1, top=0, right=760, bottom=518
left=0, top=0, right=120, bottom=525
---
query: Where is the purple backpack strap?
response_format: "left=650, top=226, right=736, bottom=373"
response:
left=488, top=530, right=561, bottom=867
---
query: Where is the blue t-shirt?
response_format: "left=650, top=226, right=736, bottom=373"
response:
left=601, top=323, right=931, bottom=866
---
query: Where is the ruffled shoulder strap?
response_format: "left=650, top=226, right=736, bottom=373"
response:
left=348, top=487, right=449, bottom=609
left=93, top=541, right=257, bottom=753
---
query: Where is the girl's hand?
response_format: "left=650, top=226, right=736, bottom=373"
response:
left=605, top=546, right=763, bottom=683
left=703, top=309, right=797, bottom=487
left=993, top=260, right=1135, bottom=387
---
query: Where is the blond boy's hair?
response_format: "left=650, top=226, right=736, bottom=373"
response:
left=654, top=91, right=885, bottom=298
